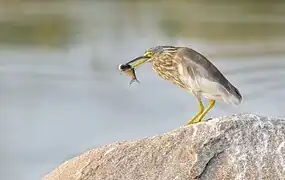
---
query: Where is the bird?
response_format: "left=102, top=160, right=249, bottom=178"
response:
left=121, top=46, right=242, bottom=125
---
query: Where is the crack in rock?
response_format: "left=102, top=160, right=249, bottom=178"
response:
left=194, top=150, right=224, bottom=179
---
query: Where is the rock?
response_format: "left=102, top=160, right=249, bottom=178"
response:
left=43, top=113, right=285, bottom=180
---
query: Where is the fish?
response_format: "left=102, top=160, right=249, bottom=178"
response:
left=118, top=63, right=140, bottom=85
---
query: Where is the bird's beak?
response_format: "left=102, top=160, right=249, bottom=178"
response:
left=126, top=56, right=150, bottom=68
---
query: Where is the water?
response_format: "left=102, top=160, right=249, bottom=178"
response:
left=0, top=1, right=285, bottom=179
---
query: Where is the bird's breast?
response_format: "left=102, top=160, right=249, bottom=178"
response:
left=152, top=61, right=186, bottom=89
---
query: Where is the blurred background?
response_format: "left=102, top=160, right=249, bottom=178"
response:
left=0, top=0, right=285, bottom=179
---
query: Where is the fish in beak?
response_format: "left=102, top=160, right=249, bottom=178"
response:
left=118, top=56, right=150, bottom=85
left=118, top=64, right=140, bottom=85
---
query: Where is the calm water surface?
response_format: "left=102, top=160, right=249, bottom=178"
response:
left=0, top=1, right=285, bottom=180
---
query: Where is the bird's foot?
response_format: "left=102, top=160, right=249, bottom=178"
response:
left=184, top=119, right=199, bottom=126
left=184, top=117, right=213, bottom=126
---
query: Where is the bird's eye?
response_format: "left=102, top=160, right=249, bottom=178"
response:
left=144, top=51, right=152, bottom=57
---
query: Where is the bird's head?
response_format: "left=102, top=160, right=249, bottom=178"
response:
left=125, top=46, right=178, bottom=68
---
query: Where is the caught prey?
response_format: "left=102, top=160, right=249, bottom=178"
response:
left=119, top=56, right=148, bottom=84
left=118, top=63, right=140, bottom=85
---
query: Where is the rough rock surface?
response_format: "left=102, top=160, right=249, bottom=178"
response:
left=43, top=113, right=285, bottom=180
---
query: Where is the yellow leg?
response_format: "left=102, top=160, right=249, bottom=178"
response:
left=195, top=100, right=215, bottom=123
left=185, top=98, right=204, bottom=126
